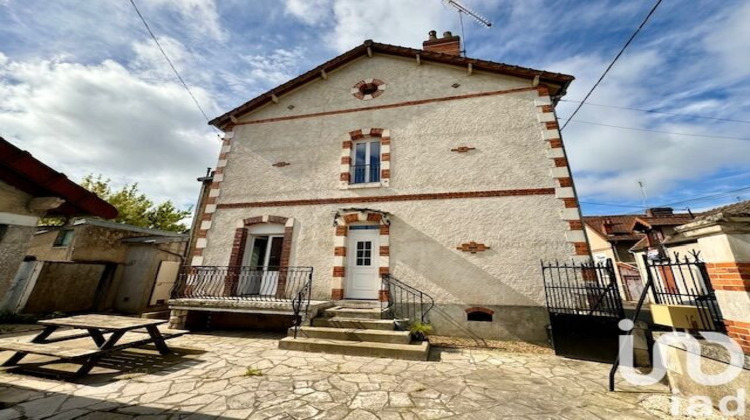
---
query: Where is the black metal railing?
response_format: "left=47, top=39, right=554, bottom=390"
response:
left=172, top=266, right=313, bottom=301
left=381, top=274, right=435, bottom=326
left=351, top=163, right=380, bottom=184
left=291, top=269, right=313, bottom=338
left=541, top=259, right=625, bottom=318
left=644, top=251, right=725, bottom=332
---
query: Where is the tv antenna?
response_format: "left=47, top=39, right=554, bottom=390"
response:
left=443, top=0, right=492, bottom=56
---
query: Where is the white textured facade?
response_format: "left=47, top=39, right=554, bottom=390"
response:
left=194, top=50, right=584, bottom=341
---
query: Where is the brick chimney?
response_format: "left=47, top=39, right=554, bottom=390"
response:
left=646, top=207, right=674, bottom=217
left=422, top=30, right=461, bottom=56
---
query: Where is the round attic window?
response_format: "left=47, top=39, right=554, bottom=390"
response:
left=351, top=78, right=386, bottom=100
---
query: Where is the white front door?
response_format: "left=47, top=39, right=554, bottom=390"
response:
left=346, top=226, right=380, bottom=299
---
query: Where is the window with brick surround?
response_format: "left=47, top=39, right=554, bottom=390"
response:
left=351, top=139, right=381, bottom=184
left=340, top=129, right=390, bottom=189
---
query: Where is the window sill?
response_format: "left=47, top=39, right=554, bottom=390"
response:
left=344, top=182, right=383, bottom=189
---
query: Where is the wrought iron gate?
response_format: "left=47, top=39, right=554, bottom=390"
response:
left=541, top=259, right=625, bottom=363
left=643, top=251, right=725, bottom=332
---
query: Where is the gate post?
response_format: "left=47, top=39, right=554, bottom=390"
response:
left=642, top=254, right=660, bottom=304
left=693, top=234, right=749, bottom=354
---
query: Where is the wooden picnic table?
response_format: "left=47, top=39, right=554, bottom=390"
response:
left=0, top=314, right=185, bottom=377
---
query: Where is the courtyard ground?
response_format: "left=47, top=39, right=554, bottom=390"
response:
left=0, top=330, right=723, bottom=419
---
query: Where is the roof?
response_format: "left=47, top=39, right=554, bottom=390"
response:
left=584, top=212, right=695, bottom=242
left=37, top=218, right=184, bottom=237
left=121, top=235, right=188, bottom=244
left=209, top=40, right=575, bottom=128
left=71, top=218, right=184, bottom=237
left=0, top=137, right=118, bottom=219
left=691, top=199, right=750, bottom=222
left=631, top=214, right=696, bottom=230
left=583, top=215, right=644, bottom=242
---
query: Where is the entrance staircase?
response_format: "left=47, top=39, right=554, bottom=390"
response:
left=278, top=300, right=430, bottom=360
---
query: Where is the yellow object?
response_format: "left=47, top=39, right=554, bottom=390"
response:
left=651, top=304, right=715, bottom=330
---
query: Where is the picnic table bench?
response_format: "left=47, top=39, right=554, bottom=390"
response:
left=0, top=314, right=187, bottom=377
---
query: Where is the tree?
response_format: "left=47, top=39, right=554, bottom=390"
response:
left=76, top=174, right=191, bottom=232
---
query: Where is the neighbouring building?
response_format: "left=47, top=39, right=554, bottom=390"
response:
left=0, top=136, right=117, bottom=306
left=631, top=200, right=750, bottom=353
left=584, top=208, right=695, bottom=301
left=175, top=32, right=586, bottom=344
left=3, top=218, right=188, bottom=316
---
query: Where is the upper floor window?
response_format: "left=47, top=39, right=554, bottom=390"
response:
left=352, top=139, right=380, bottom=184
left=53, top=229, right=74, bottom=247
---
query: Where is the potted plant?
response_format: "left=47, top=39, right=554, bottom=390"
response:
left=409, top=322, right=433, bottom=341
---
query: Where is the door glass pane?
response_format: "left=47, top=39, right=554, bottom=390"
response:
left=249, top=237, right=268, bottom=269
left=267, top=236, right=284, bottom=270
left=356, top=241, right=372, bottom=266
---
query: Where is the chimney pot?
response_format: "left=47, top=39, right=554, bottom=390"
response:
left=423, top=29, right=461, bottom=56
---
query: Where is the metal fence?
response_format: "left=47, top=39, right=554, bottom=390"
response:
left=644, top=251, right=725, bottom=332
left=541, top=259, right=624, bottom=318
left=172, top=266, right=313, bottom=301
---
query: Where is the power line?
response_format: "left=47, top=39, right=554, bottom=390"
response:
left=580, top=201, right=645, bottom=208
left=558, top=118, right=750, bottom=141
left=559, top=100, right=750, bottom=125
left=561, top=0, right=663, bottom=131
left=659, top=185, right=750, bottom=208
left=127, top=0, right=220, bottom=136
left=581, top=186, right=750, bottom=213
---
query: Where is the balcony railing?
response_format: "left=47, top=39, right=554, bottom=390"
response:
left=351, top=163, right=380, bottom=184
left=171, top=266, right=313, bottom=301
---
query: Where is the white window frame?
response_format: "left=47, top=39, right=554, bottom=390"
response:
left=351, top=139, right=381, bottom=185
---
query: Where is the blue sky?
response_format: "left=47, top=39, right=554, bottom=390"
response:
left=1, top=0, right=749, bottom=217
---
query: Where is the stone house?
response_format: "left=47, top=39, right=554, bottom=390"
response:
left=176, top=32, right=586, bottom=346
left=5, top=218, right=187, bottom=316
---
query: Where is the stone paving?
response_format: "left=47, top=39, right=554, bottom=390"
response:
left=0, top=330, right=709, bottom=419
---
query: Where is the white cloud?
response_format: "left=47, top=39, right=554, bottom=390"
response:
left=0, top=55, right=220, bottom=209
left=328, top=0, right=453, bottom=52
left=148, top=0, right=227, bottom=42
left=704, top=1, right=750, bottom=80
left=284, top=0, right=332, bottom=25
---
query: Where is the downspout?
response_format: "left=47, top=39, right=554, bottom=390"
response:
left=185, top=168, right=214, bottom=264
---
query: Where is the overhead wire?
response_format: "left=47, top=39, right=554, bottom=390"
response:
left=561, top=0, right=663, bottom=131
left=559, top=100, right=750, bottom=125
left=557, top=118, right=750, bottom=141
left=127, top=0, right=221, bottom=138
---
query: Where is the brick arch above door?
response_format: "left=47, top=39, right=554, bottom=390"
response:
left=331, top=209, right=390, bottom=300
left=228, top=216, right=295, bottom=267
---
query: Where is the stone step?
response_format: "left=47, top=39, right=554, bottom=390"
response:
left=278, top=337, right=429, bottom=361
left=290, top=326, right=411, bottom=344
left=333, top=300, right=380, bottom=309
left=312, top=317, right=403, bottom=330
left=322, top=306, right=384, bottom=319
